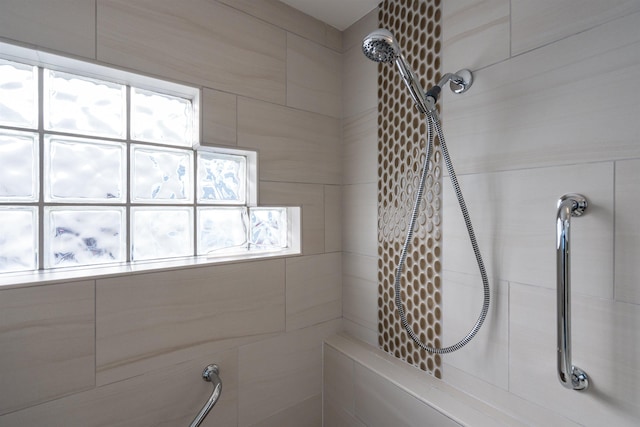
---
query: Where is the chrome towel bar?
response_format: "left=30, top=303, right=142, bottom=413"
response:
left=556, top=194, right=589, bottom=391
left=189, top=364, right=222, bottom=427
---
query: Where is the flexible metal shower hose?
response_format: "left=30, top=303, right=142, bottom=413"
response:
left=394, top=110, right=490, bottom=354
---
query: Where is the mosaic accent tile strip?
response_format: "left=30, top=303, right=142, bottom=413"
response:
left=377, top=0, right=443, bottom=377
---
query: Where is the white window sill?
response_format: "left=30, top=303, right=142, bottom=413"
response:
left=0, top=248, right=302, bottom=290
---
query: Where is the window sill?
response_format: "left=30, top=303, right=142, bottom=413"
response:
left=0, top=248, right=302, bottom=290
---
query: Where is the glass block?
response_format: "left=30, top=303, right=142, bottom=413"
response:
left=0, top=130, right=38, bottom=202
left=45, top=207, right=125, bottom=269
left=0, top=59, right=37, bottom=129
left=131, top=145, right=193, bottom=203
left=45, top=70, right=125, bottom=138
left=131, top=88, right=193, bottom=147
left=131, top=207, right=193, bottom=261
left=197, top=207, right=247, bottom=255
left=250, top=208, right=287, bottom=249
left=45, top=136, right=126, bottom=202
left=0, top=207, right=37, bottom=273
left=197, top=151, right=246, bottom=204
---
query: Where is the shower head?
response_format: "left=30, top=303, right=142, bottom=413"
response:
left=362, top=28, right=400, bottom=63
left=362, top=29, right=432, bottom=114
left=362, top=28, right=474, bottom=114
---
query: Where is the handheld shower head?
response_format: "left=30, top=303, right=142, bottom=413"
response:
left=362, top=29, right=432, bottom=114
left=362, top=29, right=399, bottom=63
left=362, top=29, right=474, bottom=115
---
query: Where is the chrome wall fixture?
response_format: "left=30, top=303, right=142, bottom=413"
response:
left=556, top=194, right=589, bottom=391
left=189, top=364, right=222, bottom=427
left=362, top=28, right=472, bottom=114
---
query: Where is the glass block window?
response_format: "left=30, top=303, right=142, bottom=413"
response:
left=250, top=208, right=288, bottom=249
left=0, top=47, right=297, bottom=276
left=131, top=88, right=193, bottom=146
left=131, top=207, right=193, bottom=261
left=197, top=207, right=247, bottom=254
left=44, top=207, right=126, bottom=268
left=44, top=70, right=126, bottom=139
left=0, top=130, right=38, bottom=201
left=197, top=151, right=246, bottom=204
left=131, top=144, right=193, bottom=203
left=0, top=207, right=37, bottom=272
left=44, top=135, right=126, bottom=203
left=0, top=59, right=37, bottom=129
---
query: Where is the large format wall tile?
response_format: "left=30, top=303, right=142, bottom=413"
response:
left=510, top=283, right=640, bottom=426
left=325, top=184, right=343, bottom=252
left=218, top=0, right=341, bottom=51
left=96, top=260, right=285, bottom=385
left=97, top=0, right=286, bottom=104
left=287, top=33, right=342, bottom=118
left=237, top=97, right=341, bottom=185
left=443, top=363, right=580, bottom=427
left=354, top=364, right=462, bottom=427
left=343, top=108, right=378, bottom=185
left=342, top=252, right=378, bottom=335
left=0, top=349, right=237, bottom=427
left=0, top=0, right=95, bottom=59
left=286, top=253, right=342, bottom=331
left=0, top=281, right=95, bottom=415
left=259, top=181, right=325, bottom=255
left=442, top=0, right=510, bottom=72
left=615, top=159, right=640, bottom=305
left=323, top=344, right=367, bottom=427
left=323, top=345, right=356, bottom=413
left=249, top=395, right=322, bottom=427
left=238, top=319, right=341, bottom=427
left=443, top=162, right=614, bottom=299
left=511, top=0, right=640, bottom=56
left=202, top=88, right=237, bottom=147
left=342, top=183, right=377, bottom=257
left=443, top=11, right=640, bottom=175
left=442, top=271, right=508, bottom=390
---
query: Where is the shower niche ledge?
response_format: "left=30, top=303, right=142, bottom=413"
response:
left=323, top=334, right=523, bottom=427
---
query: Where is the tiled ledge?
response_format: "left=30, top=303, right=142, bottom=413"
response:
left=0, top=248, right=301, bottom=290
left=324, top=333, right=524, bottom=427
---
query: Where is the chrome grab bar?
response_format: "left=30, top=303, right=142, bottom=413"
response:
left=556, top=194, right=589, bottom=391
left=189, top=364, right=222, bottom=427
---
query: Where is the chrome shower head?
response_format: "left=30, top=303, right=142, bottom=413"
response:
left=362, top=29, right=475, bottom=114
left=362, top=28, right=431, bottom=114
left=362, top=29, right=399, bottom=63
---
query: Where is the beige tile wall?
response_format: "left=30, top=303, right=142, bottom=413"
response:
left=0, top=0, right=96, bottom=59
left=0, top=0, right=343, bottom=425
left=237, top=97, right=341, bottom=185
left=323, top=334, right=536, bottom=426
left=439, top=1, right=640, bottom=425
left=202, top=88, right=237, bottom=147
left=340, top=9, right=380, bottom=349
left=0, top=281, right=95, bottom=415
left=286, top=33, right=342, bottom=118
left=96, top=0, right=287, bottom=104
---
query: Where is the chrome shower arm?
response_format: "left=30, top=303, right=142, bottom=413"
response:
left=429, top=69, right=474, bottom=98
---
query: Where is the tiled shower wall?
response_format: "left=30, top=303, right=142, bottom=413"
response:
left=440, top=0, right=640, bottom=425
left=344, top=0, right=640, bottom=426
left=0, top=1, right=343, bottom=426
